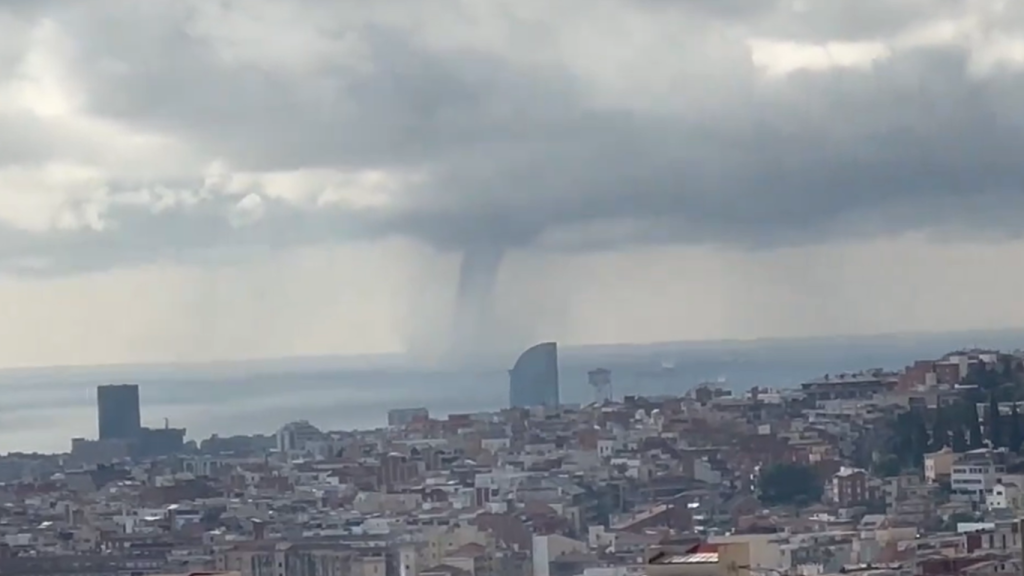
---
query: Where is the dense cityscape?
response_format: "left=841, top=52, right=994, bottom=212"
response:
left=0, top=343, right=1021, bottom=576
left=4, top=2, right=1024, bottom=576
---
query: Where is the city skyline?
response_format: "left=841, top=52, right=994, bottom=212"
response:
left=4, top=326, right=1024, bottom=454
left=0, top=1, right=1023, bottom=573
left=2, top=341, right=1023, bottom=574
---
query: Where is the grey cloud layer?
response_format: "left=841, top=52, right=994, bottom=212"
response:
left=2, top=0, right=1024, bottom=272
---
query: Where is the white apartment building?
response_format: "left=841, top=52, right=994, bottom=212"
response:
left=987, top=481, right=1020, bottom=511
left=950, top=449, right=1009, bottom=503
left=986, top=475, right=1024, bottom=512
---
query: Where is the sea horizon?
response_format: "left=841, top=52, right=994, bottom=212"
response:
left=1, top=326, right=1023, bottom=454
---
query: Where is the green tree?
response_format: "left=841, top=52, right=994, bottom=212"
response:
left=887, top=410, right=928, bottom=468
left=963, top=363, right=1002, bottom=392
left=950, top=423, right=969, bottom=453
left=758, top=463, right=823, bottom=506
left=966, top=401, right=984, bottom=449
left=989, top=392, right=1003, bottom=448
left=930, top=406, right=951, bottom=451
left=912, top=415, right=929, bottom=466
left=886, top=413, right=911, bottom=464
left=873, top=454, right=901, bottom=478
left=1010, top=402, right=1023, bottom=453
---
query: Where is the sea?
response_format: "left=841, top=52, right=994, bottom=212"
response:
left=2, top=329, right=1023, bottom=454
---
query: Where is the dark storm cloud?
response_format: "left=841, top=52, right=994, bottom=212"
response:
left=1, top=0, right=1024, bottom=272
left=0, top=194, right=390, bottom=275
left=383, top=46, right=1024, bottom=250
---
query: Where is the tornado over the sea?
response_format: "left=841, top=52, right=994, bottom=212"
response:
left=450, top=244, right=505, bottom=359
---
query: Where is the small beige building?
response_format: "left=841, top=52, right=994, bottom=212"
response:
left=924, top=447, right=957, bottom=484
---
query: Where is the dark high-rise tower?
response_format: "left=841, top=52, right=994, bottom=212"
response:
left=509, top=342, right=560, bottom=409
left=97, top=384, right=142, bottom=441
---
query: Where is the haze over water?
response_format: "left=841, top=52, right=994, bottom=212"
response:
left=3, top=329, right=1023, bottom=453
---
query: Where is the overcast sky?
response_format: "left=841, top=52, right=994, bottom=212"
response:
left=1, top=0, right=1024, bottom=367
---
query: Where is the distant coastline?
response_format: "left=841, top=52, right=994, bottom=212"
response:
left=1, top=325, right=1023, bottom=378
